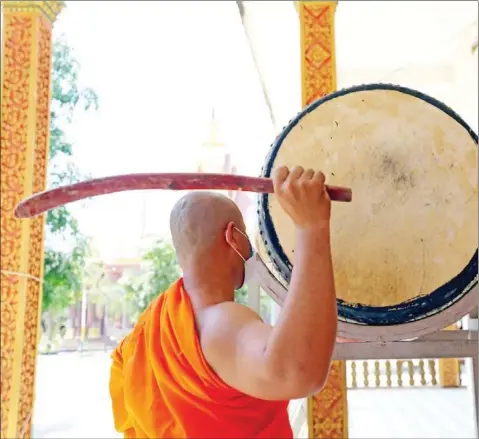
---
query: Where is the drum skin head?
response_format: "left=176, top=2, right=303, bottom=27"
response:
left=258, top=84, right=478, bottom=326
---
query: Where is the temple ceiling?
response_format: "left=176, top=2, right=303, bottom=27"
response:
left=238, top=1, right=478, bottom=129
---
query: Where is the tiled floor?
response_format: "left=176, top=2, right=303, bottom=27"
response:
left=32, top=352, right=477, bottom=438
left=348, top=387, right=477, bottom=438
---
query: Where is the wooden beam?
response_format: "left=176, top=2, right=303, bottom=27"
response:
left=234, top=1, right=277, bottom=127
left=333, top=331, right=478, bottom=361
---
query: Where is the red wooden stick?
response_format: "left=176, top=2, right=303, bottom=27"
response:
left=14, top=173, right=352, bottom=219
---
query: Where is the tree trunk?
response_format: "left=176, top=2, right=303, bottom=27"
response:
left=85, top=301, right=95, bottom=341
left=74, top=302, right=81, bottom=338
left=68, top=305, right=76, bottom=338
left=100, top=304, right=106, bottom=337
left=46, top=310, right=55, bottom=352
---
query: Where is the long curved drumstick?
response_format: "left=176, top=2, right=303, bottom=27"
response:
left=14, top=173, right=352, bottom=219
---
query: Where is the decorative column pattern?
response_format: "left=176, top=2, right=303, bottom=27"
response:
left=299, top=1, right=337, bottom=107
left=438, top=324, right=461, bottom=387
left=298, top=2, right=348, bottom=438
left=0, top=2, right=64, bottom=438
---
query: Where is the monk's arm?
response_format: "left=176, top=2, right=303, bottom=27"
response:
left=201, top=226, right=337, bottom=401
left=264, top=225, right=337, bottom=392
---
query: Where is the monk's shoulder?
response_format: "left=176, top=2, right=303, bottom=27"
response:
left=199, top=301, right=263, bottom=339
left=198, top=302, right=268, bottom=368
left=212, top=301, right=262, bottom=320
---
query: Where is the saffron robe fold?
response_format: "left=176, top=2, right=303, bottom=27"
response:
left=109, top=279, right=293, bottom=438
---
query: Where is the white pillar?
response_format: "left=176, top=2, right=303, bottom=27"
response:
left=247, top=280, right=261, bottom=314
left=270, top=302, right=281, bottom=325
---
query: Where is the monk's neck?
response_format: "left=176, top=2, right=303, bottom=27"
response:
left=183, top=273, right=235, bottom=309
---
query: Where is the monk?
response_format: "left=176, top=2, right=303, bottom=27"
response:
left=109, top=166, right=338, bottom=438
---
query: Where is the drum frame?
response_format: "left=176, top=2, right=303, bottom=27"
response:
left=258, top=83, right=478, bottom=328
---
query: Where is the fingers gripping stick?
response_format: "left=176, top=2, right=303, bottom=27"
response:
left=273, top=166, right=332, bottom=228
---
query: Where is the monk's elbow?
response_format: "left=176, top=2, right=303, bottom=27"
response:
left=262, top=345, right=334, bottom=398
left=270, top=362, right=330, bottom=399
left=292, top=366, right=330, bottom=397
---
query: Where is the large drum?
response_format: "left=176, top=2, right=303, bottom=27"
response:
left=257, top=84, right=478, bottom=341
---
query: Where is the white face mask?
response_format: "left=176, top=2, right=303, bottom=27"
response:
left=228, top=227, right=256, bottom=287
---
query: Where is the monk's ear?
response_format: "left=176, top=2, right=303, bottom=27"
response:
left=224, top=221, right=236, bottom=245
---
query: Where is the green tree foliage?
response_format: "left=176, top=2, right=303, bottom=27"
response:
left=42, top=36, right=98, bottom=315
left=124, top=240, right=182, bottom=318
left=234, top=285, right=248, bottom=305
left=42, top=238, right=89, bottom=313
left=81, top=259, right=119, bottom=307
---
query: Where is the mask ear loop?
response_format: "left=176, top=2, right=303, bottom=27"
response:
left=226, top=228, right=247, bottom=263
left=235, top=227, right=254, bottom=259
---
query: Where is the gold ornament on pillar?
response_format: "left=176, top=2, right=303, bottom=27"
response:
left=439, top=324, right=461, bottom=387
left=1, top=1, right=64, bottom=438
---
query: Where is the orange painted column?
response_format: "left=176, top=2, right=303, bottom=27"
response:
left=298, top=2, right=349, bottom=438
left=439, top=324, right=461, bottom=387
left=1, top=2, right=64, bottom=437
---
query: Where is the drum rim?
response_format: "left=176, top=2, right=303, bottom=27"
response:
left=336, top=283, right=478, bottom=342
left=258, top=82, right=478, bottom=326
left=253, top=252, right=478, bottom=341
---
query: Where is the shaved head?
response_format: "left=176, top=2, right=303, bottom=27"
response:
left=170, top=192, right=244, bottom=266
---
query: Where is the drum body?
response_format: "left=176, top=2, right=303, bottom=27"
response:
left=258, top=84, right=478, bottom=336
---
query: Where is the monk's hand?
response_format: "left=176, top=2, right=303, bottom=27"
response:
left=273, top=165, right=331, bottom=229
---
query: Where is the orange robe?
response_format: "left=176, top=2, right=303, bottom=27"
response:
left=109, top=279, right=293, bottom=438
